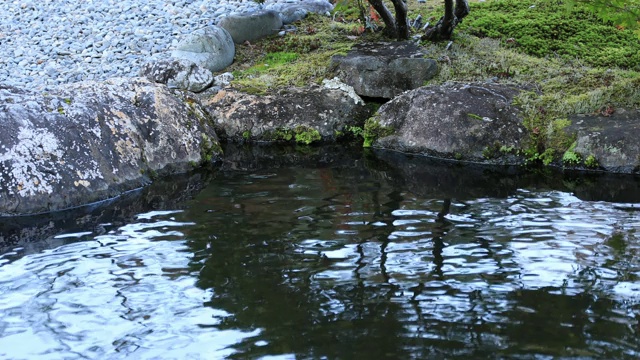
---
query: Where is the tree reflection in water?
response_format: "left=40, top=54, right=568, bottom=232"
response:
left=178, top=145, right=640, bottom=359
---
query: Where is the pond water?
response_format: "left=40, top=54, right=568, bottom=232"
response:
left=1, top=144, right=639, bottom=359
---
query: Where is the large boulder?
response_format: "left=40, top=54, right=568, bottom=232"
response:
left=373, top=82, right=528, bottom=163
left=330, top=42, right=438, bottom=99
left=0, top=78, right=221, bottom=216
left=171, top=26, right=235, bottom=73
left=567, top=109, right=640, bottom=174
left=217, top=10, right=283, bottom=44
left=197, top=79, right=371, bottom=143
left=140, top=58, right=214, bottom=92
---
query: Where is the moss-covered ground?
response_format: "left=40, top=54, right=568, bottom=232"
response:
left=223, top=0, right=640, bottom=164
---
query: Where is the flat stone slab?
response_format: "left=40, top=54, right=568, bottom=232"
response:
left=330, top=41, right=438, bottom=99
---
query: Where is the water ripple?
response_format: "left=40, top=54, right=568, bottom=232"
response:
left=0, top=213, right=256, bottom=359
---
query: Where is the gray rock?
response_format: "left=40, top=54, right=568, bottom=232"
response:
left=171, top=26, right=235, bottom=73
left=0, top=78, right=221, bottom=216
left=374, top=83, right=528, bottom=163
left=330, top=42, right=438, bottom=99
left=278, top=7, right=308, bottom=24
left=140, top=58, right=214, bottom=92
left=198, top=84, right=371, bottom=143
left=213, top=72, right=234, bottom=87
left=217, top=10, right=283, bottom=44
left=567, top=109, right=640, bottom=174
left=264, top=0, right=334, bottom=17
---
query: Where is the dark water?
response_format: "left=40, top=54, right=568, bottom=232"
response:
left=1, top=145, right=639, bottom=359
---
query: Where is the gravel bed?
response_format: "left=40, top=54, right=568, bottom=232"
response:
left=0, top=0, right=266, bottom=89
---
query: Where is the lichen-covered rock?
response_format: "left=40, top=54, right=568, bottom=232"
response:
left=567, top=109, right=640, bottom=174
left=140, top=58, right=214, bottom=92
left=213, top=72, right=234, bottom=87
left=374, top=82, right=528, bottom=163
left=197, top=82, right=371, bottom=143
left=171, top=26, right=235, bottom=73
left=330, top=41, right=438, bottom=99
left=217, top=10, right=283, bottom=44
left=0, top=78, right=221, bottom=216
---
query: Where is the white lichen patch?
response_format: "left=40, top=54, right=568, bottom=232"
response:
left=322, top=77, right=364, bottom=105
left=75, top=160, right=102, bottom=180
left=0, top=127, right=64, bottom=196
left=74, top=180, right=91, bottom=188
left=89, top=118, right=102, bottom=140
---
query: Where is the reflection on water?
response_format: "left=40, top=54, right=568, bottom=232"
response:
left=1, top=146, right=639, bottom=359
left=0, top=210, right=258, bottom=359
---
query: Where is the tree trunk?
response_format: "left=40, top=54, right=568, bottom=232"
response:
left=423, top=0, right=470, bottom=41
left=391, top=0, right=410, bottom=40
left=368, top=0, right=398, bottom=38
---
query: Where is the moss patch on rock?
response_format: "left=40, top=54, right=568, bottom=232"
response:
left=264, top=126, right=322, bottom=145
left=363, top=117, right=394, bottom=148
left=294, top=126, right=322, bottom=145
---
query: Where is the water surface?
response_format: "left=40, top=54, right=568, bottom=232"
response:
left=1, top=145, right=639, bottom=359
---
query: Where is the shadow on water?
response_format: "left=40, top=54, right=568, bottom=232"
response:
left=1, top=143, right=638, bottom=358
left=0, top=170, right=215, bottom=257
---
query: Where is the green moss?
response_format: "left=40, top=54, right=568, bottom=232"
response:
left=482, top=146, right=494, bottom=159
left=363, top=117, right=394, bottom=148
left=562, top=141, right=582, bottom=166
left=200, top=133, right=221, bottom=163
left=539, top=148, right=555, bottom=166
left=270, top=128, right=295, bottom=142
left=482, top=141, right=507, bottom=160
left=294, top=126, right=322, bottom=145
left=544, top=118, right=576, bottom=156
left=414, top=1, right=640, bottom=169
left=57, top=107, right=65, bottom=114
left=242, top=130, right=251, bottom=140
left=585, top=154, right=599, bottom=168
left=454, top=152, right=463, bottom=160
left=263, top=126, right=322, bottom=144
left=460, top=0, right=640, bottom=69
left=500, top=145, right=515, bottom=154
left=63, top=98, right=72, bottom=105
left=467, top=113, right=484, bottom=121
left=349, top=126, right=364, bottom=137
left=227, top=14, right=357, bottom=94
left=332, top=0, right=364, bottom=20
left=523, top=147, right=555, bottom=166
